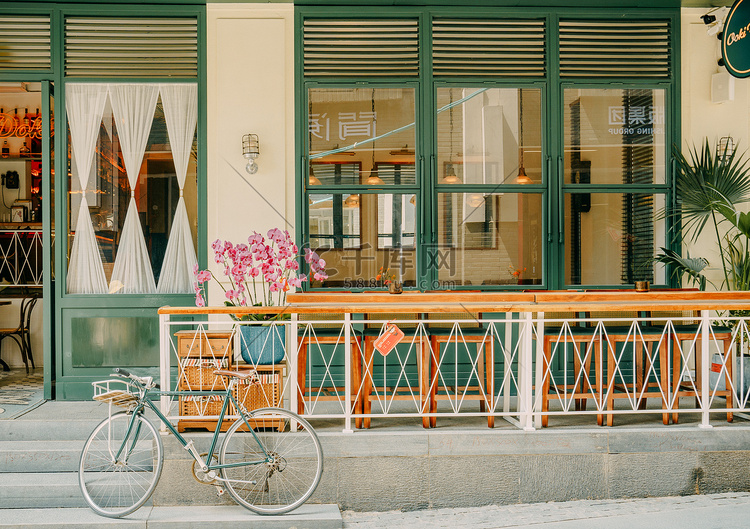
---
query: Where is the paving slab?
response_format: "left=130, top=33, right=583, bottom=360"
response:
left=0, top=505, right=342, bottom=529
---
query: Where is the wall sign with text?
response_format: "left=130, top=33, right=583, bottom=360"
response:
left=723, top=0, right=750, bottom=78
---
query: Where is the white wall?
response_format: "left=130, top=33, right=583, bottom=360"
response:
left=205, top=4, right=295, bottom=302
left=681, top=8, right=750, bottom=289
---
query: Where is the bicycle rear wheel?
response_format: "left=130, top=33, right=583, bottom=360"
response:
left=79, top=412, right=163, bottom=518
left=219, top=407, right=323, bottom=515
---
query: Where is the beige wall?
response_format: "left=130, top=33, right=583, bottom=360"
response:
left=205, top=4, right=295, bottom=301
left=681, top=8, right=750, bottom=289
left=200, top=7, right=750, bottom=295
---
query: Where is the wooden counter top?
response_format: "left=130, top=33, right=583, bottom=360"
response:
left=159, top=290, right=750, bottom=315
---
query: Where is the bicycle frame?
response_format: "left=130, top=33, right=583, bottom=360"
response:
left=113, top=378, right=272, bottom=474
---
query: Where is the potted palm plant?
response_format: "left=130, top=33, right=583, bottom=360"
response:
left=657, top=139, right=750, bottom=291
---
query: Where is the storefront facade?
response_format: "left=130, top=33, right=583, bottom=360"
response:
left=8, top=0, right=742, bottom=399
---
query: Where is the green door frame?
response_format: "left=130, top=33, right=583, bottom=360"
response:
left=50, top=3, right=207, bottom=399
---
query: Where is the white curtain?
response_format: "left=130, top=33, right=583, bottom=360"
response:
left=157, top=83, right=198, bottom=293
left=108, top=84, right=159, bottom=294
left=66, top=84, right=109, bottom=294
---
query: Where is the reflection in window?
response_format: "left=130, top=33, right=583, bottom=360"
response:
left=308, top=192, right=416, bottom=288
left=437, top=87, right=542, bottom=186
left=307, top=88, right=418, bottom=288
left=437, top=193, right=542, bottom=287
left=564, top=88, right=665, bottom=186
left=564, top=193, right=666, bottom=286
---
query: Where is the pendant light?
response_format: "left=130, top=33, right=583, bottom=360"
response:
left=308, top=165, right=321, bottom=186
left=516, top=89, right=533, bottom=185
left=345, top=194, right=360, bottom=208
left=442, top=88, right=461, bottom=184
left=365, top=88, right=384, bottom=185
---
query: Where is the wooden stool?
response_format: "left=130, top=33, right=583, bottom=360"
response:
left=541, top=327, right=604, bottom=427
left=297, top=317, right=363, bottom=427
left=361, top=314, right=427, bottom=428
left=426, top=313, right=493, bottom=428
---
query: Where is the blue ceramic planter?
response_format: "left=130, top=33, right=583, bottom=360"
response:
left=239, top=325, right=286, bottom=365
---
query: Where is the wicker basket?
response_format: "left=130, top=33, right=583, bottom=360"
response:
left=179, top=394, right=226, bottom=417
left=233, top=372, right=280, bottom=413
left=179, top=357, right=230, bottom=389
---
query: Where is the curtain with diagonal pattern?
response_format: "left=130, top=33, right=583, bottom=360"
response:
left=157, top=83, right=198, bottom=293
left=66, top=84, right=109, bottom=294
left=108, top=84, right=159, bottom=294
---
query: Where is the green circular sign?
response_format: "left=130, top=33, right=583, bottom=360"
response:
left=723, top=0, right=750, bottom=78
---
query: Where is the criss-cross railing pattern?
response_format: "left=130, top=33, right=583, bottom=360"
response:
left=0, top=229, right=43, bottom=286
left=158, top=309, right=750, bottom=432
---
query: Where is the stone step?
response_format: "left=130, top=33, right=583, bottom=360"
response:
left=0, top=473, right=86, bottom=509
left=0, top=441, right=83, bottom=473
left=0, top=419, right=103, bottom=442
left=0, top=505, right=343, bottom=528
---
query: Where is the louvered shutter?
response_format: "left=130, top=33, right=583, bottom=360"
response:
left=0, top=16, right=51, bottom=71
left=65, top=17, right=198, bottom=78
left=432, top=19, right=546, bottom=77
left=559, top=20, right=671, bottom=79
left=303, top=19, right=419, bottom=77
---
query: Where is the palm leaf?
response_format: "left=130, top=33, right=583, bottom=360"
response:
left=672, top=139, right=750, bottom=242
left=652, top=247, right=708, bottom=290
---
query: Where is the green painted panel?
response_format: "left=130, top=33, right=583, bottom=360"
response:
left=69, top=315, right=158, bottom=368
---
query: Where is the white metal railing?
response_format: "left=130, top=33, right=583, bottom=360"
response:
left=0, top=229, right=43, bottom=286
left=158, top=310, right=750, bottom=432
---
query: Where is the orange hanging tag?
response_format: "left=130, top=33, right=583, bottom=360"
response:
left=373, top=323, right=404, bottom=357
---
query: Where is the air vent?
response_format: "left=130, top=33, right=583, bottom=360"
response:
left=0, top=16, right=51, bottom=71
left=559, top=20, right=670, bottom=79
left=303, top=19, right=419, bottom=77
left=65, top=17, right=198, bottom=78
left=433, top=19, right=546, bottom=77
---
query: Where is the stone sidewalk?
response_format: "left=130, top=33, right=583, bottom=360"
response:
left=342, top=492, right=750, bottom=528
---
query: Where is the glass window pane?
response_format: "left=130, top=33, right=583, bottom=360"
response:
left=563, top=88, right=666, bottom=185
left=564, top=193, right=666, bottom=285
left=67, top=86, right=198, bottom=293
left=436, top=192, right=543, bottom=287
left=309, top=192, right=417, bottom=288
left=436, top=88, right=542, bottom=186
left=308, top=88, right=416, bottom=186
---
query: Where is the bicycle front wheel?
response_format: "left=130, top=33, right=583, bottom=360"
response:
left=219, top=407, right=323, bottom=515
left=79, top=412, right=163, bottom=518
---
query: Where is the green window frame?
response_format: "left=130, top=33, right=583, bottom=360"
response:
left=296, top=5, right=680, bottom=291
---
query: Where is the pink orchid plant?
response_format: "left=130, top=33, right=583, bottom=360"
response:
left=193, top=228, right=327, bottom=321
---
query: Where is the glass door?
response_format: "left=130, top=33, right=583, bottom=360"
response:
left=559, top=87, right=668, bottom=288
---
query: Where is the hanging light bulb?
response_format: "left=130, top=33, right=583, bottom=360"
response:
left=466, top=193, right=485, bottom=208
left=344, top=194, right=360, bottom=208
left=309, top=165, right=322, bottom=186
left=409, top=194, right=416, bottom=206
left=442, top=163, right=460, bottom=184
left=515, top=166, right=533, bottom=185
left=365, top=168, right=384, bottom=185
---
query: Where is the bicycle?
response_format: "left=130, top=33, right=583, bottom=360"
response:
left=78, top=367, right=323, bottom=518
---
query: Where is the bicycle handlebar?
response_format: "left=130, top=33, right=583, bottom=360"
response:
left=112, top=368, right=160, bottom=390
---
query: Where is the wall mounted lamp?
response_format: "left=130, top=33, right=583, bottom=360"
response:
left=242, top=133, right=260, bottom=174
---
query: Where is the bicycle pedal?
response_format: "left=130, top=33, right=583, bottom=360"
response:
left=215, top=486, right=225, bottom=496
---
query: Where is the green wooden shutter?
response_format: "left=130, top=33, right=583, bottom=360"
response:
left=559, top=20, right=670, bottom=79
left=65, top=17, right=198, bottom=78
left=303, top=19, right=419, bottom=77
left=432, top=19, right=546, bottom=77
left=0, top=15, right=51, bottom=71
